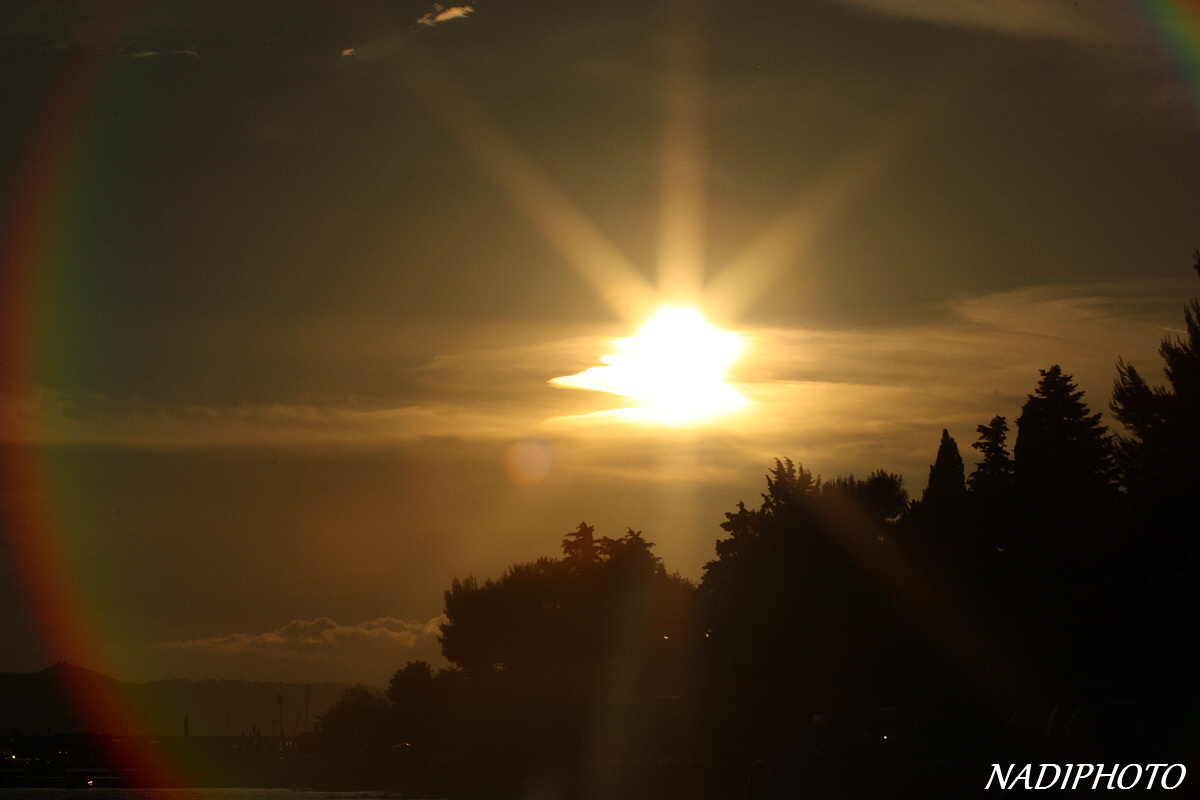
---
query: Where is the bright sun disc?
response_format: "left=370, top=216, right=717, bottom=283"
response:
left=552, top=306, right=748, bottom=425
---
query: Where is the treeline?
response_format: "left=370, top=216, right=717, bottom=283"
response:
left=310, top=260, right=1200, bottom=798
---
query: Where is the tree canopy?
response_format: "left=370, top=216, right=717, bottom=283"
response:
left=1110, top=254, right=1200, bottom=569
left=439, top=525, right=694, bottom=683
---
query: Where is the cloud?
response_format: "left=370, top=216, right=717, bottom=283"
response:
left=0, top=332, right=600, bottom=449
left=106, top=48, right=198, bottom=60
left=148, top=616, right=448, bottom=683
left=832, top=0, right=1132, bottom=44
left=0, top=393, right=541, bottom=449
left=418, top=4, right=475, bottom=28
left=3, top=280, right=1189, bottom=489
left=162, top=615, right=446, bottom=661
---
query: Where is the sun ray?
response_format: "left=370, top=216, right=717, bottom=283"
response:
left=656, top=0, right=708, bottom=305
left=395, top=42, right=657, bottom=323
left=703, top=97, right=946, bottom=320
left=395, top=15, right=974, bottom=428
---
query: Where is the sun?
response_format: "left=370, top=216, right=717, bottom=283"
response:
left=552, top=306, right=748, bottom=425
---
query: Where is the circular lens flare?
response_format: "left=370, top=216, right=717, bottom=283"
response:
left=552, top=306, right=748, bottom=425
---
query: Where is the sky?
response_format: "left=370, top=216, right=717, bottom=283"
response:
left=1, top=0, right=1198, bottom=686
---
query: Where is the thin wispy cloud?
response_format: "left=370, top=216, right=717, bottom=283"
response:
left=163, top=615, right=445, bottom=657
left=153, top=616, right=448, bottom=682
left=0, top=395, right=540, bottom=449
left=832, top=0, right=1132, bottom=44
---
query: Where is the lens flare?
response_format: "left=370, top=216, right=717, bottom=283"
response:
left=552, top=306, right=747, bottom=425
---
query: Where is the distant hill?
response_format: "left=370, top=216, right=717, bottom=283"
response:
left=0, top=663, right=360, bottom=736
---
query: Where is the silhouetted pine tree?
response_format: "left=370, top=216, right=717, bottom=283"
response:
left=1108, top=257, right=1200, bottom=711
left=1011, top=367, right=1121, bottom=682
left=968, top=416, right=1014, bottom=496
left=1013, top=365, right=1117, bottom=530
left=1110, top=254, right=1200, bottom=574
left=966, top=416, right=1015, bottom=558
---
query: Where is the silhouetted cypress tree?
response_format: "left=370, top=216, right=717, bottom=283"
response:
left=899, top=430, right=980, bottom=590
left=922, top=429, right=965, bottom=505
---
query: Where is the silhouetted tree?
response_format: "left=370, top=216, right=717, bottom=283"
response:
left=312, top=685, right=395, bottom=755
left=597, top=527, right=659, bottom=569
left=701, top=459, right=913, bottom=710
left=387, top=660, right=434, bottom=702
left=898, top=430, right=986, bottom=597
left=441, top=528, right=690, bottom=676
left=822, top=469, right=909, bottom=527
left=1007, top=367, right=1122, bottom=681
left=562, top=521, right=600, bottom=567
left=964, top=415, right=1016, bottom=559
left=386, top=661, right=435, bottom=742
left=701, top=459, right=820, bottom=616
left=1110, top=254, right=1200, bottom=573
left=1107, top=257, right=1200, bottom=711
left=922, top=429, right=966, bottom=506
left=437, top=524, right=697, bottom=788
left=968, top=416, right=1014, bottom=496
left=1013, top=366, right=1118, bottom=556
left=440, top=557, right=573, bottom=674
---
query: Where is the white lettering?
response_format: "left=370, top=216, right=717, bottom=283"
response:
left=1117, top=764, right=1143, bottom=789
left=1034, top=764, right=1062, bottom=789
left=1094, top=763, right=1118, bottom=789
left=985, top=762, right=1184, bottom=790
left=1162, top=764, right=1186, bottom=790
left=986, top=764, right=1014, bottom=790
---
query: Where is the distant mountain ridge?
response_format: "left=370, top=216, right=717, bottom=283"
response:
left=0, top=663, right=360, bottom=737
